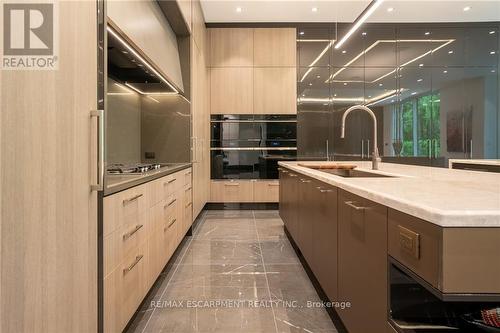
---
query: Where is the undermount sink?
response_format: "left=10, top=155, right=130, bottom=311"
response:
left=319, top=168, right=396, bottom=178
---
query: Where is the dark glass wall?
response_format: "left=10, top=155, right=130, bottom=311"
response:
left=297, top=23, right=499, bottom=167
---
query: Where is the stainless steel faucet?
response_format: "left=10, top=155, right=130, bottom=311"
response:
left=340, top=105, right=381, bottom=170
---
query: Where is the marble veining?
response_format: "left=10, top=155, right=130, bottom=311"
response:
left=279, top=161, right=500, bottom=227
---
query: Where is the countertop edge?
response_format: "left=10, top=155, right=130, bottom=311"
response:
left=278, top=162, right=500, bottom=228
left=104, top=163, right=192, bottom=196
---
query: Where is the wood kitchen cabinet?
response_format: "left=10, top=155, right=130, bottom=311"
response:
left=210, top=180, right=280, bottom=203
left=297, top=176, right=316, bottom=263
left=254, top=28, right=297, bottom=67
left=209, top=28, right=254, bottom=67
left=311, top=183, right=338, bottom=301
left=338, top=189, right=388, bottom=333
left=210, top=67, right=254, bottom=114
left=253, top=67, right=297, bottom=114
left=104, top=168, right=192, bottom=332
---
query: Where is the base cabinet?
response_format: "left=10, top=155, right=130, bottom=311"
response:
left=337, top=190, right=388, bottom=333
left=104, top=168, right=192, bottom=333
left=210, top=180, right=279, bottom=203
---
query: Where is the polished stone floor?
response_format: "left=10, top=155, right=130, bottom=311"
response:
left=126, top=210, right=338, bottom=333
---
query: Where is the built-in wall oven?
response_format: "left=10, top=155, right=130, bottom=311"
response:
left=210, top=115, right=297, bottom=179
left=389, top=258, right=500, bottom=333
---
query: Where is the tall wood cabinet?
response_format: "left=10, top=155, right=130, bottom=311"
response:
left=0, top=1, right=98, bottom=332
left=191, top=0, right=210, bottom=219
left=208, top=27, right=297, bottom=115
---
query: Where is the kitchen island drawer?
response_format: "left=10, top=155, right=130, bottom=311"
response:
left=210, top=180, right=254, bottom=202
left=388, top=208, right=442, bottom=289
left=253, top=180, right=279, bottom=202
left=104, top=183, right=149, bottom=236
left=149, top=172, right=183, bottom=206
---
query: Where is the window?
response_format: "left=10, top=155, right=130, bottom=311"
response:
left=392, top=93, right=440, bottom=157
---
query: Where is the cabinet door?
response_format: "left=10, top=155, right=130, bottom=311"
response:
left=287, top=172, right=300, bottom=241
left=278, top=168, right=288, bottom=224
left=338, top=190, right=388, bottom=333
left=254, top=67, right=297, bottom=114
left=297, top=176, right=315, bottom=262
left=253, top=180, right=279, bottom=202
left=210, top=67, right=253, bottom=114
left=312, top=183, right=338, bottom=301
left=209, top=28, right=254, bottom=67
left=254, top=28, right=296, bottom=67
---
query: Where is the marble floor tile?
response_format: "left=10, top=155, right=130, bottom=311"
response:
left=126, top=210, right=339, bottom=333
left=259, top=239, right=301, bottom=264
left=179, top=239, right=263, bottom=265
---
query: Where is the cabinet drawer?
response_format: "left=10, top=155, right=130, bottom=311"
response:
left=104, top=184, right=149, bottom=236
left=104, top=241, right=149, bottom=333
left=104, top=210, right=149, bottom=277
left=149, top=174, right=182, bottom=206
left=388, top=209, right=442, bottom=288
left=210, top=180, right=254, bottom=203
left=253, top=180, right=279, bottom=202
left=183, top=168, right=192, bottom=186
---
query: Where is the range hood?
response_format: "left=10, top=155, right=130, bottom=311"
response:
left=107, top=26, right=178, bottom=95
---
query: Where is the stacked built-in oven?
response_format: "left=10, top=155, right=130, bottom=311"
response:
left=210, top=115, right=297, bottom=179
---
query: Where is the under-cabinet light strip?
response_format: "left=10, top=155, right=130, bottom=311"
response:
left=107, top=26, right=178, bottom=94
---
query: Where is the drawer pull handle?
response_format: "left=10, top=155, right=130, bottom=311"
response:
left=185, top=187, right=192, bottom=192
left=224, top=183, right=239, bottom=186
left=122, top=224, right=143, bottom=241
left=289, top=174, right=298, bottom=177
left=345, top=201, right=369, bottom=210
left=165, top=199, right=177, bottom=208
left=267, top=183, right=280, bottom=186
left=317, top=187, right=333, bottom=193
left=122, top=194, right=143, bottom=205
left=168, top=178, right=177, bottom=184
left=185, top=202, right=193, bottom=208
left=165, top=218, right=177, bottom=230
left=300, top=179, right=311, bottom=183
left=123, top=255, right=143, bottom=275
left=398, top=225, right=420, bottom=259
left=185, top=171, right=192, bottom=175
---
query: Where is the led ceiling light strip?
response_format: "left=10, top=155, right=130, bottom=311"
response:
left=107, top=26, right=179, bottom=94
left=326, top=39, right=455, bottom=83
left=334, top=0, right=384, bottom=50
left=300, top=40, right=335, bottom=82
left=298, top=89, right=401, bottom=105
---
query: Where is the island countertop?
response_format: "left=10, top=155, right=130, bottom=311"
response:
left=279, top=161, right=500, bottom=227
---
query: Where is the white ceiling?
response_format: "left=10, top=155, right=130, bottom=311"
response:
left=200, top=0, right=500, bottom=23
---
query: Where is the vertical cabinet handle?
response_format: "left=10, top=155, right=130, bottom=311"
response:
left=90, top=109, right=104, bottom=191
left=366, top=139, right=370, bottom=159
left=361, top=140, right=364, bottom=159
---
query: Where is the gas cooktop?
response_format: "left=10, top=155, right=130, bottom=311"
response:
left=107, top=163, right=164, bottom=174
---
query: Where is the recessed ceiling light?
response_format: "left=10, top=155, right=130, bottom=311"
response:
left=236, top=7, right=242, bottom=13
left=342, top=50, right=347, bottom=54
left=489, top=31, right=496, bottom=35
left=448, top=50, right=454, bottom=54
left=411, top=92, right=417, bottom=95
left=323, top=103, right=329, bottom=106
left=443, top=70, right=448, bottom=73
left=417, top=78, right=423, bottom=82
left=316, top=75, right=321, bottom=78
left=334, top=94, right=337, bottom=97
left=299, top=31, right=305, bottom=36
left=368, top=95, right=372, bottom=98
left=425, top=32, right=430, bottom=36
left=379, top=83, right=383, bottom=87
left=312, top=7, right=318, bottom=12
left=391, top=99, right=395, bottom=103
left=387, top=7, right=394, bottom=12
left=419, top=63, right=424, bottom=67
left=362, top=32, right=367, bottom=36
left=343, top=82, right=348, bottom=86
left=490, top=51, right=496, bottom=55
left=463, top=6, right=471, bottom=12
left=491, top=70, right=496, bottom=73
left=309, top=83, right=313, bottom=86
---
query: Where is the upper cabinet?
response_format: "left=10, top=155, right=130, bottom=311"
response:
left=177, top=0, right=192, bottom=32
left=209, top=28, right=254, bottom=67
left=254, top=28, right=297, bottom=67
left=208, top=27, right=297, bottom=114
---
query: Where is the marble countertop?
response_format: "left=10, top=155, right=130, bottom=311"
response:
left=279, top=161, right=500, bottom=227
left=448, top=159, right=500, bottom=167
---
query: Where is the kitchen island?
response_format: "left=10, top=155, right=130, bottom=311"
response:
left=278, top=161, right=500, bottom=333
